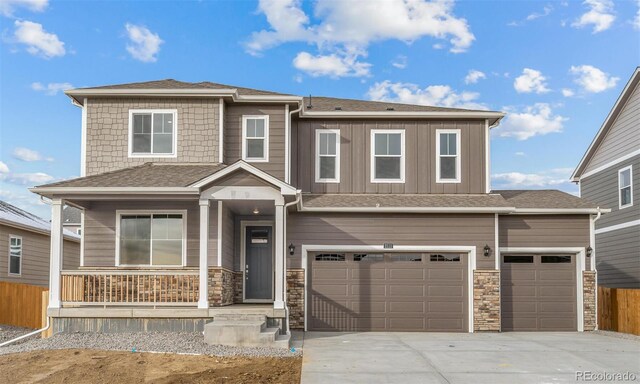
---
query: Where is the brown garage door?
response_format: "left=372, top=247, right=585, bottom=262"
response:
left=308, top=252, right=468, bottom=332
left=501, top=254, right=577, bottom=331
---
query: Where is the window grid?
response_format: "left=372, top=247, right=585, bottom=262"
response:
left=371, top=130, right=405, bottom=183
left=117, top=212, right=185, bottom=267
left=242, top=116, right=269, bottom=162
left=436, top=129, right=461, bottom=183
left=316, top=130, right=340, bottom=183
left=129, top=110, right=177, bottom=157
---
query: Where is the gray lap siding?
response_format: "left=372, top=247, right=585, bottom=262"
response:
left=595, top=226, right=640, bottom=288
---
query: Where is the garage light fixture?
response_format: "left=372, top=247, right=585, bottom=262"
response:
left=483, top=244, right=491, bottom=257
left=586, top=246, right=593, bottom=257
left=288, top=243, right=295, bottom=256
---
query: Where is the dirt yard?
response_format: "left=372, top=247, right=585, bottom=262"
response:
left=0, top=349, right=302, bottom=383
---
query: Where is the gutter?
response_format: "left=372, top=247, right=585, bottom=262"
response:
left=29, top=187, right=200, bottom=196
left=282, top=191, right=302, bottom=336
left=298, top=204, right=517, bottom=214
left=511, top=208, right=612, bottom=215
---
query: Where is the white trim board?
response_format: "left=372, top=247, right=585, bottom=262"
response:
left=370, top=129, right=406, bottom=183
left=218, top=99, right=224, bottom=163
left=315, top=128, right=341, bottom=183
left=301, top=244, right=477, bottom=333
left=190, top=161, right=297, bottom=195
left=499, top=246, right=587, bottom=332
left=127, top=109, right=178, bottom=159
left=579, top=148, right=640, bottom=180
left=595, top=219, right=640, bottom=235
left=7, top=234, right=22, bottom=277
left=618, top=165, right=634, bottom=210
left=241, top=115, right=269, bottom=163
left=436, top=128, right=462, bottom=184
left=80, top=98, right=87, bottom=177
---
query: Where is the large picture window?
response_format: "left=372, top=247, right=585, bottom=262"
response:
left=316, top=129, right=340, bottom=182
left=129, top=110, right=177, bottom=157
left=371, top=130, right=405, bottom=182
left=8, top=235, right=22, bottom=275
left=242, top=115, right=269, bottom=162
left=118, top=212, right=185, bottom=266
left=619, top=165, right=633, bottom=209
left=436, top=129, right=461, bottom=183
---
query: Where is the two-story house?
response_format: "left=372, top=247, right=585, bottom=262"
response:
left=572, top=67, right=640, bottom=289
left=31, top=79, right=603, bottom=347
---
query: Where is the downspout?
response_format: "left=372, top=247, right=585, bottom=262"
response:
left=592, top=207, right=602, bottom=330
left=282, top=191, right=301, bottom=335
left=286, top=104, right=303, bottom=184
left=0, top=316, right=50, bottom=348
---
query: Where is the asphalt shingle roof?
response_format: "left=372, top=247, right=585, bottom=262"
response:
left=74, top=79, right=293, bottom=96
left=0, top=200, right=79, bottom=239
left=301, top=96, right=494, bottom=113
left=301, top=193, right=512, bottom=208
left=493, top=190, right=599, bottom=209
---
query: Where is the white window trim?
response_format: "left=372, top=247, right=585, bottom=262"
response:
left=8, top=235, right=22, bottom=277
left=115, top=210, right=188, bottom=267
left=128, top=109, right=178, bottom=158
left=315, top=129, right=341, bottom=183
left=242, top=115, right=269, bottom=162
left=436, top=128, right=462, bottom=183
left=618, top=165, right=633, bottom=210
left=370, top=129, right=405, bottom=183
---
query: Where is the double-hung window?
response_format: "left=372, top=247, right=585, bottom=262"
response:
left=242, top=116, right=269, bottom=162
left=619, top=165, right=633, bottom=209
left=8, top=235, right=22, bottom=276
left=118, top=212, right=186, bottom=266
left=316, top=129, right=340, bottom=182
left=371, top=130, right=405, bottom=182
left=436, top=129, right=461, bottom=183
left=129, top=110, right=177, bottom=157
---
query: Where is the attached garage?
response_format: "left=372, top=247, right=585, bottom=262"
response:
left=501, top=254, right=577, bottom=331
left=307, top=251, right=468, bottom=332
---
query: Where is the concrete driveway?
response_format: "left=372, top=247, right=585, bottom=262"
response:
left=300, top=331, right=640, bottom=383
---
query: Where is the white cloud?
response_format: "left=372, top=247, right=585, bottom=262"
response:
left=13, top=20, right=65, bottom=58
left=125, top=23, right=163, bottom=63
left=572, top=0, right=615, bottom=33
left=367, top=81, right=488, bottom=110
left=31, top=82, right=73, bottom=96
left=293, top=51, right=371, bottom=78
left=464, top=69, right=486, bottom=84
left=0, top=0, right=48, bottom=17
left=515, top=152, right=526, bottom=156
left=561, top=88, right=575, bottom=97
left=12, top=147, right=53, bottom=162
left=5, top=172, right=54, bottom=185
left=634, top=0, right=640, bottom=29
left=391, top=55, right=407, bottom=69
left=0, top=161, right=9, bottom=173
left=494, top=103, right=567, bottom=140
left=569, top=65, right=619, bottom=93
left=513, top=68, right=550, bottom=94
left=492, top=168, right=574, bottom=188
left=508, top=4, right=553, bottom=26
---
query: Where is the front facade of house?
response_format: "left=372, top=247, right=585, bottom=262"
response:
left=572, top=67, right=640, bottom=289
left=32, top=80, right=601, bottom=344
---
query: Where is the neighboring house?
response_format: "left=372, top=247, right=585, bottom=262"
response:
left=572, top=67, right=640, bottom=289
left=0, top=201, right=80, bottom=288
left=63, top=206, right=82, bottom=236
left=30, top=79, right=602, bottom=347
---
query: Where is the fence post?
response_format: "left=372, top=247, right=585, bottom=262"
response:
left=41, top=290, right=52, bottom=338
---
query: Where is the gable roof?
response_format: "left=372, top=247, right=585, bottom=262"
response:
left=0, top=200, right=80, bottom=240
left=572, top=67, right=640, bottom=181
left=72, top=79, right=293, bottom=96
left=63, top=205, right=81, bottom=225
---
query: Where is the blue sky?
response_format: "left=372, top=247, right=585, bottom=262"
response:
left=1, top=0, right=639, bottom=218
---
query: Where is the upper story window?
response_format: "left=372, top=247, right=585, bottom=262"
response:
left=316, top=129, right=340, bottom=183
left=242, top=115, right=269, bottom=162
left=436, top=129, right=461, bottom=183
left=619, top=165, right=633, bottom=209
left=371, top=130, right=405, bottom=183
left=129, top=110, right=177, bottom=157
left=117, top=212, right=186, bottom=266
left=8, top=235, right=22, bottom=276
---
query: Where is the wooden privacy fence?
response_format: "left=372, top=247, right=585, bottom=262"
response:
left=598, top=286, right=640, bottom=336
left=0, top=281, right=48, bottom=329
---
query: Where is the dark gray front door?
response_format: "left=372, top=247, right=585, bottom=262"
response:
left=245, top=226, right=273, bottom=301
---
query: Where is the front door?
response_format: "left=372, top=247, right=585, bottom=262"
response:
left=244, top=226, right=273, bottom=301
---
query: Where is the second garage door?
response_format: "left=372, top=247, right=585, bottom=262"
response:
left=308, top=252, right=468, bottom=332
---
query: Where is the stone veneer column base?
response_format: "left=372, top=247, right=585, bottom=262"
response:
left=583, top=271, right=596, bottom=331
left=474, top=270, right=501, bottom=332
left=208, top=267, right=235, bottom=307
left=287, top=269, right=305, bottom=330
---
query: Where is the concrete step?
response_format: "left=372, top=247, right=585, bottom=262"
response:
left=213, top=314, right=267, bottom=322
left=203, top=315, right=290, bottom=348
left=274, top=333, right=291, bottom=349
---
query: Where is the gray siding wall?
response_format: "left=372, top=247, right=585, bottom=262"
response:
left=585, top=81, right=640, bottom=173
left=224, top=104, right=286, bottom=180
left=85, top=98, right=219, bottom=176
left=595, top=226, right=640, bottom=288
left=286, top=213, right=496, bottom=269
left=291, top=119, right=487, bottom=194
left=82, top=201, right=212, bottom=267
left=0, top=224, right=80, bottom=287
left=581, top=154, right=640, bottom=228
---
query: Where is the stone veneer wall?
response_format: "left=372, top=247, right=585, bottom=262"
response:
left=233, top=271, right=243, bottom=303
left=208, top=268, right=235, bottom=306
left=583, top=271, right=597, bottom=331
left=287, top=269, right=305, bottom=330
left=473, top=270, right=501, bottom=331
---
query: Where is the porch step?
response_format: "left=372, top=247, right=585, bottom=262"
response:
left=203, top=315, right=290, bottom=349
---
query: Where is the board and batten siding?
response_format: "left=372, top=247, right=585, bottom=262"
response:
left=595, top=226, right=640, bottom=288
left=291, top=119, right=487, bottom=194
left=85, top=98, right=220, bottom=176
left=0, top=224, right=80, bottom=287
left=82, top=201, right=218, bottom=267
left=286, top=212, right=496, bottom=270
left=584, top=80, right=640, bottom=173
left=224, top=104, right=286, bottom=180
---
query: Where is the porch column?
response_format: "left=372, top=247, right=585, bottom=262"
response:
left=198, top=199, right=210, bottom=309
left=274, top=202, right=285, bottom=309
left=49, top=198, right=64, bottom=309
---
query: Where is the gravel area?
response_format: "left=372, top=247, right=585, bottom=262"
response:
left=0, top=325, right=37, bottom=344
left=0, top=332, right=301, bottom=358
left=593, top=330, right=640, bottom=341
